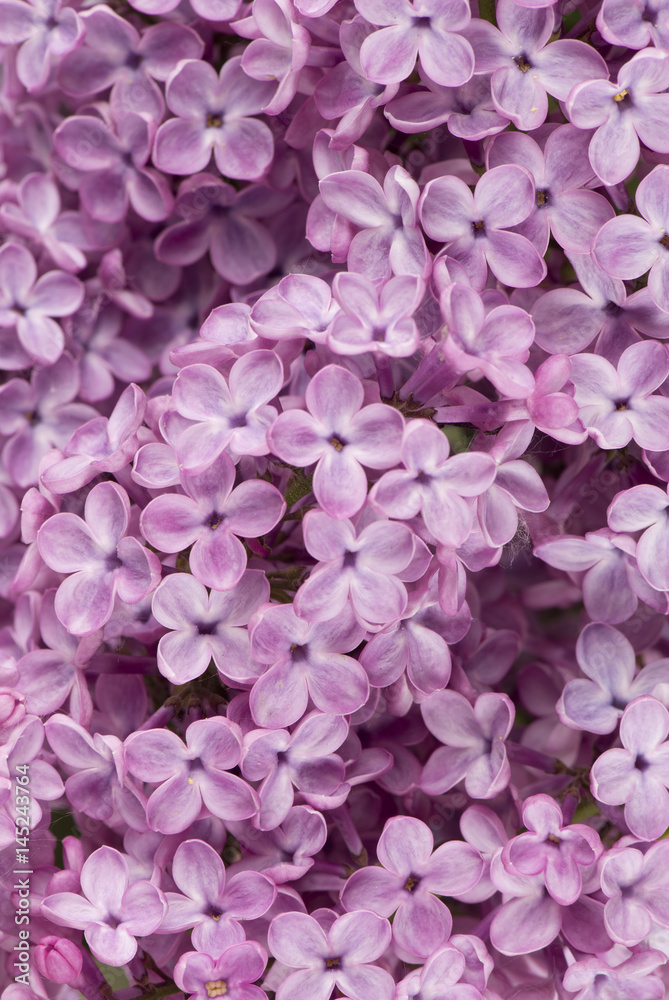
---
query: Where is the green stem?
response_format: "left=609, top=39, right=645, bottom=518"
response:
left=131, top=982, right=181, bottom=1000
left=478, top=0, right=496, bottom=24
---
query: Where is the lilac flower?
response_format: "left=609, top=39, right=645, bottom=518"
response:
left=489, top=852, right=610, bottom=957
left=0, top=242, right=83, bottom=365
left=249, top=601, right=367, bottom=727
left=318, top=165, right=430, bottom=281
left=563, top=951, right=666, bottom=1000
left=370, top=418, right=496, bottom=546
left=155, top=177, right=293, bottom=286
left=353, top=0, right=474, bottom=87
left=169, top=300, right=255, bottom=368
left=534, top=528, right=666, bottom=625
left=313, top=17, right=400, bottom=151
left=238, top=0, right=313, bottom=116
left=593, top=165, right=669, bottom=314
left=439, top=283, right=536, bottom=397
left=159, top=839, right=275, bottom=953
left=268, top=909, right=395, bottom=1000
left=294, top=510, right=414, bottom=625
left=522, top=356, right=586, bottom=444
left=597, top=0, right=669, bottom=50
left=0, top=353, right=95, bottom=489
left=420, top=166, right=546, bottom=289
left=174, top=942, right=268, bottom=1000
left=359, top=578, right=457, bottom=694
left=599, top=843, right=669, bottom=945
left=41, top=846, right=167, bottom=966
left=140, top=452, right=285, bottom=592
left=567, top=48, right=669, bottom=186
left=591, top=696, right=669, bottom=841
left=559, top=623, right=669, bottom=735
left=0, top=173, right=86, bottom=272
left=124, top=717, right=259, bottom=834
left=463, top=0, right=607, bottom=131
left=341, top=815, right=483, bottom=958
left=54, top=113, right=173, bottom=224
left=90, top=249, right=154, bottom=319
left=152, top=570, right=268, bottom=685
left=37, top=481, right=161, bottom=636
left=8, top=0, right=669, bottom=990
left=44, top=713, right=146, bottom=828
left=421, top=690, right=514, bottom=799
left=127, top=0, right=240, bottom=21
left=58, top=8, right=203, bottom=115
left=501, top=794, right=601, bottom=905
left=16, top=589, right=94, bottom=723
left=532, top=251, right=669, bottom=359
left=35, top=937, right=83, bottom=984
left=457, top=805, right=509, bottom=904
left=395, top=942, right=486, bottom=1000
left=40, top=383, right=147, bottom=496
left=306, top=131, right=374, bottom=261
left=153, top=57, right=275, bottom=180
left=267, top=364, right=404, bottom=520
left=608, top=483, right=669, bottom=593
left=228, top=805, right=327, bottom=884
left=1, top=715, right=64, bottom=826
left=0, top=0, right=83, bottom=91
left=168, top=352, right=283, bottom=473
left=473, top=420, right=549, bottom=547
left=385, top=72, right=508, bottom=139
left=569, top=341, right=669, bottom=451
left=242, top=711, right=348, bottom=829
left=486, top=125, right=615, bottom=255
left=249, top=274, right=339, bottom=344
left=327, top=273, right=423, bottom=358
left=0, top=689, right=26, bottom=740
left=68, top=305, right=153, bottom=404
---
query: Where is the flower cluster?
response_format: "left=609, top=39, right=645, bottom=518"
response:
left=5, top=0, right=669, bottom=998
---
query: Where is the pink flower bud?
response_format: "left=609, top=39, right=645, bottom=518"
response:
left=35, top=936, right=83, bottom=983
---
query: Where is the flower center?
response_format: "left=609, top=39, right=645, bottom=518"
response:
left=546, top=834, right=561, bottom=844
left=536, top=189, right=549, bottom=207
left=208, top=512, right=224, bottom=530
left=660, top=234, right=669, bottom=249
left=325, top=957, right=341, bottom=969
left=205, top=980, right=228, bottom=997
left=207, top=113, right=223, bottom=128
left=613, top=88, right=630, bottom=104
left=403, top=874, right=420, bottom=892
left=514, top=53, right=532, bottom=72
left=329, top=435, right=345, bottom=451
left=472, top=219, right=486, bottom=237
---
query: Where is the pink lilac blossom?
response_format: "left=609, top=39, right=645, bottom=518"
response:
left=6, top=2, right=669, bottom=1000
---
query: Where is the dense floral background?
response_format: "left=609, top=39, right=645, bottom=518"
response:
left=4, top=0, right=669, bottom=997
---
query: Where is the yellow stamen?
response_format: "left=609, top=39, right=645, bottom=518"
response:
left=205, top=980, right=227, bottom=997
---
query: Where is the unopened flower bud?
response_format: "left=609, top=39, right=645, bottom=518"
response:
left=35, top=936, right=83, bottom=983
